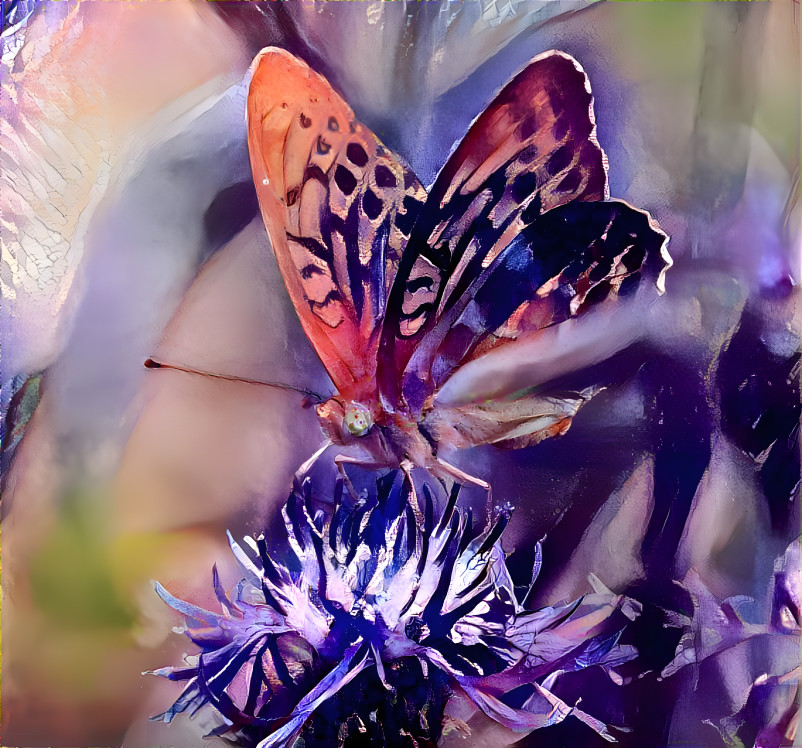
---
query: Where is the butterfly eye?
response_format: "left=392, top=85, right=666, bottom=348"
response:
left=344, top=403, right=372, bottom=437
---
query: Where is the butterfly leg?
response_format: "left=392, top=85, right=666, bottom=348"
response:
left=333, top=453, right=370, bottom=501
left=434, top=457, right=494, bottom=526
left=400, top=459, right=424, bottom=527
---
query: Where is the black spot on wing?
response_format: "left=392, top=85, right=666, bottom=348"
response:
left=556, top=169, right=582, bottom=194
left=346, top=142, right=369, bottom=167
left=552, top=116, right=570, bottom=141
left=334, top=165, right=357, bottom=196
left=316, top=136, right=331, bottom=155
left=303, top=165, right=328, bottom=186
left=401, top=302, right=434, bottom=325
left=310, top=289, right=343, bottom=310
left=368, top=222, right=390, bottom=319
left=548, top=91, right=568, bottom=121
left=546, top=144, right=574, bottom=176
left=374, top=164, right=397, bottom=188
left=623, top=245, right=646, bottom=271
left=406, top=276, right=435, bottom=293
left=300, top=264, right=324, bottom=279
left=517, top=114, right=539, bottom=142
left=287, top=165, right=328, bottom=207
left=582, top=281, right=611, bottom=307
left=522, top=192, right=543, bottom=222
left=589, top=256, right=614, bottom=282
left=511, top=170, right=540, bottom=205
left=362, top=189, right=383, bottom=221
left=342, top=201, right=365, bottom=318
left=396, top=196, right=422, bottom=236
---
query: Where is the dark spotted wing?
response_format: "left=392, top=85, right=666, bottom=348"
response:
left=421, top=204, right=670, bottom=457
left=247, top=48, right=425, bottom=399
left=378, top=51, right=608, bottom=406
left=402, top=201, right=671, bottom=413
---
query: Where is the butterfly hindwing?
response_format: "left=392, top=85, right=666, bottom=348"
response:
left=419, top=202, right=670, bottom=448
left=248, top=48, right=425, bottom=397
left=379, top=51, right=608, bottom=405
left=404, top=200, right=671, bottom=410
left=422, top=391, right=594, bottom=452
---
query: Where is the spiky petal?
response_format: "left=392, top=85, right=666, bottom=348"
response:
left=151, top=472, right=639, bottom=746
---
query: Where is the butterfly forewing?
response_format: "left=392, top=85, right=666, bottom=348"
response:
left=247, top=48, right=425, bottom=398
left=378, top=51, right=608, bottom=406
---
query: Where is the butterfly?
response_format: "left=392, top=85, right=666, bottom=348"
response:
left=158, top=47, right=671, bottom=491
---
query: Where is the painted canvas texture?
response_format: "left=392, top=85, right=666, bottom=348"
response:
left=1, top=2, right=799, bottom=747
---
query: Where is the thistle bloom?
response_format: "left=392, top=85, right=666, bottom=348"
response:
left=150, top=472, right=640, bottom=746
left=662, top=541, right=801, bottom=746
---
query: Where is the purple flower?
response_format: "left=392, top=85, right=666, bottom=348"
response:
left=662, top=541, right=801, bottom=746
left=150, top=472, right=640, bottom=746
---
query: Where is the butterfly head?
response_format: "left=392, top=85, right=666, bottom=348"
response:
left=315, top=398, right=376, bottom=443
left=343, top=402, right=372, bottom=437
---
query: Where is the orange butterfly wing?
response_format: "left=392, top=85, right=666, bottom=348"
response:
left=247, top=48, right=425, bottom=400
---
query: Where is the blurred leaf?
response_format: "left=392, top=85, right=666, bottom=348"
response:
left=29, top=490, right=135, bottom=630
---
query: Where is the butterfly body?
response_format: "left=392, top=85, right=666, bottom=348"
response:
left=246, top=47, right=671, bottom=480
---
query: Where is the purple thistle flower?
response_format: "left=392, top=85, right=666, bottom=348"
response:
left=662, top=541, right=801, bottom=746
left=150, top=472, right=640, bottom=746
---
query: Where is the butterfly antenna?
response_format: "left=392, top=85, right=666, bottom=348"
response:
left=144, top=357, right=325, bottom=404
